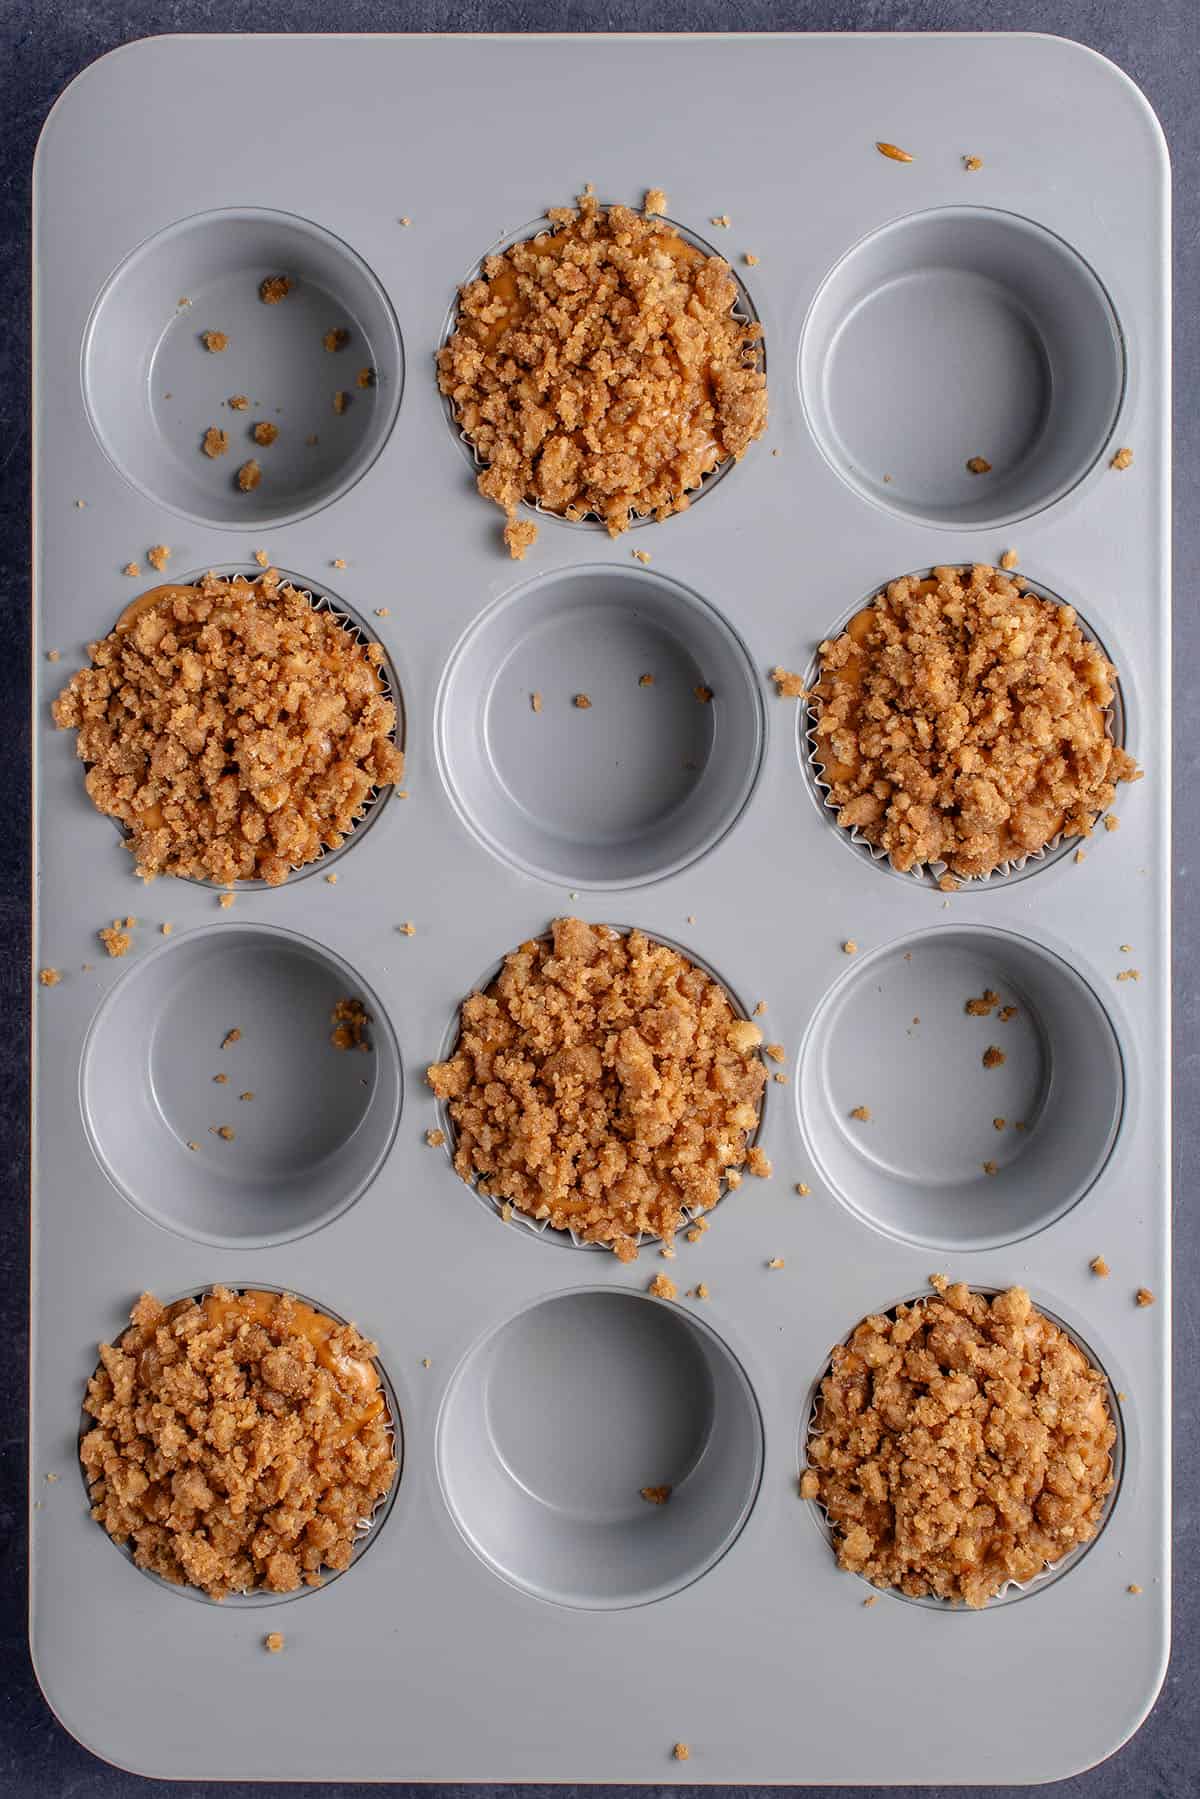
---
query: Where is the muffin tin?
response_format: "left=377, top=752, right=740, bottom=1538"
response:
left=30, top=31, right=1170, bottom=1786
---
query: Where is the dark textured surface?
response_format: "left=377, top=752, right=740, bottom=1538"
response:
left=2, top=2, right=1195, bottom=1793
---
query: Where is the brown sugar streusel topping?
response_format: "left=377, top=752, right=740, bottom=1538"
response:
left=437, top=188, right=767, bottom=557
left=52, top=570, right=403, bottom=886
left=810, top=565, right=1140, bottom=880
left=80, top=1288, right=396, bottom=1600
left=426, top=918, right=768, bottom=1261
left=805, top=1279, right=1115, bottom=1608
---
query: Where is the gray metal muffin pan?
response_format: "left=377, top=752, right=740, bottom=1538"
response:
left=30, top=31, right=1170, bottom=1786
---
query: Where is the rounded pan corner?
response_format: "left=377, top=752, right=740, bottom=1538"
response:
left=1009, top=32, right=1171, bottom=182
left=27, top=1623, right=173, bottom=1784
left=33, top=35, right=202, bottom=187
left=1039, top=1622, right=1172, bottom=1787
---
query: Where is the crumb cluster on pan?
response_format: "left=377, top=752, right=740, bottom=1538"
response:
left=426, top=917, right=770, bottom=1260
left=52, top=569, right=403, bottom=885
left=437, top=187, right=768, bottom=557
left=801, top=1277, right=1116, bottom=1608
left=809, top=564, right=1140, bottom=880
left=80, top=1288, right=397, bottom=1600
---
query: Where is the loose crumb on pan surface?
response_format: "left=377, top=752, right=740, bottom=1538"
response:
left=1090, top=1256, right=1110, bottom=1278
left=254, top=549, right=270, bottom=567
left=229, top=394, right=250, bottom=410
left=673, top=1743, right=690, bottom=1762
left=203, top=427, right=229, bottom=459
left=806, top=1279, right=1116, bottom=1607
left=875, top=141, right=914, bottom=162
left=330, top=998, right=372, bottom=1052
left=966, top=988, right=999, bottom=1016
left=333, top=391, right=349, bottom=415
left=259, top=276, right=291, bottom=305
left=425, top=1128, right=446, bottom=1148
left=264, top=1632, right=285, bottom=1652
left=438, top=188, right=767, bottom=557
left=38, top=967, right=61, bottom=986
left=237, top=459, right=262, bottom=491
left=1135, top=1288, right=1155, bottom=1307
left=810, top=566, right=1140, bottom=881
left=982, top=1046, right=1006, bottom=1069
left=122, top=563, right=140, bottom=577
left=849, top=1105, right=871, bottom=1122
left=1110, top=447, right=1134, bottom=471
left=428, top=919, right=768, bottom=1261
left=80, top=1288, right=396, bottom=1600
left=963, top=154, right=984, bottom=171
left=965, top=456, right=992, bottom=475
left=640, top=1484, right=672, bottom=1504
left=650, top=1273, right=678, bottom=1300
left=1000, top=548, right=1019, bottom=570
left=324, top=327, right=350, bottom=353
left=574, top=693, right=592, bottom=709
left=147, top=546, right=170, bottom=573
left=52, top=569, right=403, bottom=886
left=99, top=921, right=132, bottom=958
left=252, top=422, right=280, bottom=447
left=202, top=331, right=228, bottom=352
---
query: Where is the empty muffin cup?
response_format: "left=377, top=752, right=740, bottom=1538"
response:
left=83, top=207, right=403, bottom=527
left=800, top=1288, right=1124, bottom=1608
left=437, top=1287, right=763, bottom=1608
left=799, top=208, right=1124, bottom=527
left=79, top=1283, right=403, bottom=1607
left=797, top=927, right=1123, bottom=1250
left=81, top=925, right=402, bottom=1246
left=436, top=565, right=763, bottom=886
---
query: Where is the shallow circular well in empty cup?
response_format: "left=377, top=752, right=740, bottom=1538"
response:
left=799, top=208, right=1124, bottom=527
left=437, top=1287, right=763, bottom=1608
left=83, top=207, right=403, bottom=528
left=81, top=925, right=402, bottom=1246
left=436, top=565, right=763, bottom=887
left=797, top=927, right=1123, bottom=1249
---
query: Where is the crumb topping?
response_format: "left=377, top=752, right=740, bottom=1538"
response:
left=80, top=1288, right=396, bottom=1599
left=52, top=570, right=402, bottom=885
left=806, top=1281, right=1115, bottom=1607
left=203, top=427, right=229, bottom=459
left=427, top=919, right=767, bottom=1260
left=438, top=188, right=767, bottom=554
left=811, top=565, right=1140, bottom=879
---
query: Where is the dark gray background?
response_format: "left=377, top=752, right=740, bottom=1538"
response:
left=2, top=2, right=1194, bottom=1794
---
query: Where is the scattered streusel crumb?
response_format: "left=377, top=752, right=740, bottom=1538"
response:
left=99, top=921, right=131, bottom=958
left=330, top=998, right=371, bottom=1052
left=229, top=394, right=250, bottom=410
left=981, top=1160, right=998, bottom=1176
left=1090, top=1256, right=1110, bottom=1278
left=428, top=921, right=766, bottom=1260
left=324, top=872, right=338, bottom=885
left=643, top=187, right=667, bottom=216
left=374, top=607, right=390, bottom=617
left=806, top=1280, right=1116, bottom=1606
left=203, top=427, right=229, bottom=459
left=982, top=1046, right=1006, bottom=1069
left=640, top=1484, right=672, bottom=1504
left=253, top=549, right=270, bottom=567
left=218, top=892, right=234, bottom=909
left=650, top=1273, right=678, bottom=1300
left=1104, top=813, right=1120, bottom=833
left=767, top=1257, right=785, bottom=1269
left=253, top=422, right=279, bottom=447
left=691, top=1283, right=710, bottom=1300
left=399, top=216, right=411, bottom=228
left=503, top=517, right=538, bottom=560
left=773, top=1072, right=786, bottom=1084
left=398, top=921, right=415, bottom=936
left=998, top=1004, right=1018, bottom=1023
left=966, top=456, right=992, bottom=475
left=264, top=1631, right=285, bottom=1652
left=1116, top=969, right=1141, bottom=983
left=420, top=1357, right=431, bottom=1369
left=81, top=1288, right=395, bottom=1598
left=744, top=252, right=759, bottom=266
left=213, top=1072, right=229, bottom=1085
left=202, top=331, right=229, bottom=352
left=1120, top=944, right=1134, bottom=953
left=74, top=499, right=86, bottom=508
left=764, top=1042, right=785, bottom=1062
left=221, top=1029, right=242, bottom=1048
left=770, top=666, right=808, bottom=699
left=122, top=562, right=140, bottom=576
left=259, top=274, right=291, bottom=305
left=574, top=693, right=592, bottom=709
left=966, top=989, right=1000, bottom=1017
left=673, top=1743, right=689, bottom=1762
left=147, top=546, right=170, bottom=573
left=1076, top=848, right=1087, bottom=863
left=425, top=1128, right=446, bottom=1148
left=963, top=154, right=983, bottom=171
left=632, top=549, right=651, bottom=564
left=1128, top=1583, right=1143, bottom=1595
left=1135, top=1288, right=1155, bottom=1307
left=237, top=459, right=262, bottom=491
left=796, top=1182, right=810, bottom=1196
left=849, top=1105, right=871, bottom=1122
left=1110, top=447, right=1134, bottom=471
left=530, top=691, right=543, bottom=713
left=660, top=1245, right=677, bottom=1258
left=439, top=190, right=766, bottom=553
left=875, top=141, right=914, bottom=162
left=711, top=213, right=731, bottom=227
left=638, top=674, right=654, bottom=687
left=746, top=1146, right=772, bottom=1178
left=799, top=1469, right=820, bottom=1500
left=38, top=967, right=61, bottom=986
left=356, top=367, right=375, bottom=389
left=324, top=328, right=350, bottom=353
left=186, top=1140, right=199, bottom=1151
left=1000, top=548, right=1019, bottom=570
left=993, top=1117, right=1006, bottom=1131
left=161, top=923, right=173, bottom=935
left=333, top=391, right=348, bottom=415
left=499, top=1202, right=513, bottom=1222
left=240, top=1092, right=254, bottom=1102
left=694, top=684, right=713, bottom=704
left=842, top=939, right=857, bottom=955
left=212, top=1125, right=235, bottom=1142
